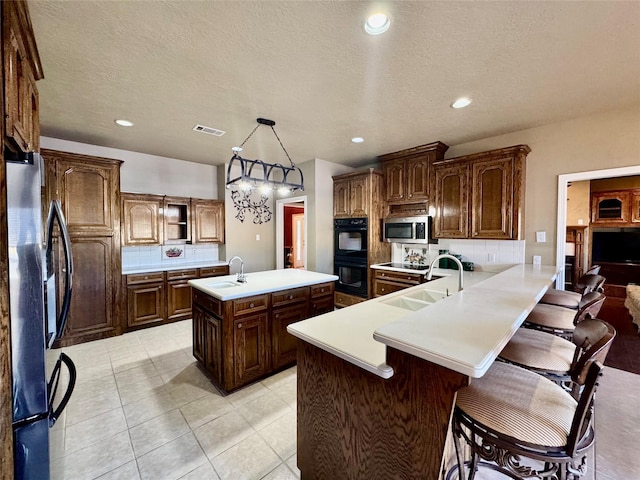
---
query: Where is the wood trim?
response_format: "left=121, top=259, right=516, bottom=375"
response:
left=296, top=341, right=468, bottom=479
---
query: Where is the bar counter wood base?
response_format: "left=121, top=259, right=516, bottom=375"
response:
left=296, top=340, right=468, bottom=479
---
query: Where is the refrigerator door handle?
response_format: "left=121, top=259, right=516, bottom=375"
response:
left=46, top=200, right=73, bottom=339
left=48, top=353, right=76, bottom=426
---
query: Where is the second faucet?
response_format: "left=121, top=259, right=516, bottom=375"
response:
left=228, top=256, right=247, bottom=283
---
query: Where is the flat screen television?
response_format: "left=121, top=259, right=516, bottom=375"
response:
left=592, top=230, right=640, bottom=264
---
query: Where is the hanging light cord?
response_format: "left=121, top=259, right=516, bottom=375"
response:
left=236, top=120, right=295, bottom=168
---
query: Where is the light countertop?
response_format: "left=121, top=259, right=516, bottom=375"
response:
left=287, top=264, right=557, bottom=379
left=122, top=261, right=228, bottom=275
left=189, top=269, right=339, bottom=301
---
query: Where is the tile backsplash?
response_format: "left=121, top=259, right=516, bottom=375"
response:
left=392, top=239, right=525, bottom=270
left=122, top=244, right=219, bottom=270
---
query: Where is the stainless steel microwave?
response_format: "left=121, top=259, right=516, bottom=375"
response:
left=383, top=216, right=431, bottom=244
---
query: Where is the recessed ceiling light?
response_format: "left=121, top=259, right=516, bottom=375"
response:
left=364, top=13, right=390, bottom=35
left=351, top=137, right=364, bottom=143
left=451, top=98, right=472, bottom=109
left=115, top=119, right=134, bottom=127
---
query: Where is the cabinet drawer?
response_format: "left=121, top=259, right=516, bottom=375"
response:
left=373, top=279, right=411, bottom=297
left=335, top=292, right=365, bottom=308
left=272, top=287, right=309, bottom=308
left=193, top=290, right=222, bottom=316
left=167, top=269, right=198, bottom=281
left=126, top=272, right=165, bottom=285
left=199, top=265, right=229, bottom=277
left=310, top=282, right=334, bottom=298
left=233, top=294, right=268, bottom=316
left=373, top=269, right=422, bottom=285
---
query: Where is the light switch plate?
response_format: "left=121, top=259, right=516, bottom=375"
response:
left=536, top=231, right=546, bottom=243
left=533, top=255, right=542, bottom=265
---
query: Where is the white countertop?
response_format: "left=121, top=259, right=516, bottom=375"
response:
left=122, top=261, right=228, bottom=275
left=189, top=269, right=338, bottom=301
left=287, top=264, right=557, bottom=379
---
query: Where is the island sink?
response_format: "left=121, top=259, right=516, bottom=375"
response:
left=206, top=281, right=241, bottom=289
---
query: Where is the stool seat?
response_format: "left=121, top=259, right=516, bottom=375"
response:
left=526, top=303, right=576, bottom=330
left=500, top=328, right=575, bottom=373
left=456, top=362, right=577, bottom=447
left=540, top=289, right=581, bottom=309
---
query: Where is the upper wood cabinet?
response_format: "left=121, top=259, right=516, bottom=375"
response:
left=121, top=194, right=225, bottom=245
left=121, top=193, right=163, bottom=245
left=333, top=169, right=384, bottom=218
left=379, top=142, right=449, bottom=205
left=433, top=145, right=529, bottom=240
left=590, top=188, right=640, bottom=226
left=192, top=198, right=225, bottom=244
left=3, top=0, right=43, bottom=154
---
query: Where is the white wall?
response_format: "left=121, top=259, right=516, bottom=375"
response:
left=40, top=136, right=218, bottom=199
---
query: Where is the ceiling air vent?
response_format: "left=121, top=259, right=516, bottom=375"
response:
left=192, top=124, right=226, bottom=136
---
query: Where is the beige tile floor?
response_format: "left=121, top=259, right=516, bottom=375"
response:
left=50, top=319, right=639, bottom=480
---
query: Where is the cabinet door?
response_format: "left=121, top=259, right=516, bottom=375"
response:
left=4, top=20, right=30, bottom=152
left=58, top=237, right=120, bottom=344
left=310, top=295, right=334, bottom=317
left=471, top=158, right=514, bottom=239
left=122, top=194, right=163, bottom=245
left=127, top=281, right=165, bottom=328
left=406, top=157, right=429, bottom=201
left=434, top=163, right=469, bottom=238
left=272, top=304, right=306, bottom=369
left=164, top=196, right=191, bottom=244
left=166, top=280, right=193, bottom=322
left=52, top=158, right=119, bottom=235
left=349, top=176, right=369, bottom=217
left=192, top=306, right=206, bottom=364
left=591, top=191, right=631, bottom=224
left=333, top=179, right=351, bottom=217
left=192, top=200, right=225, bottom=243
left=383, top=159, right=405, bottom=202
left=632, top=192, right=640, bottom=224
left=204, top=312, right=223, bottom=386
left=233, top=313, right=269, bottom=386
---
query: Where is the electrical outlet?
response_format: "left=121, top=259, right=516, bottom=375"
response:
left=487, top=252, right=497, bottom=263
left=536, top=231, right=546, bottom=243
left=533, top=255, right=542, bottom=265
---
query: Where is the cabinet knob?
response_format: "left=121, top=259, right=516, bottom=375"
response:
left=381, top=288, right=385, bottom=292
left=144, top=276, right=148, bottom=279
left=238, top=323, right=242, bottom=329
left=288, top=295, right=293, bottom=300
left=320, top=288, right=325, bottom=293
left=249, top=303, right=255, bottom=308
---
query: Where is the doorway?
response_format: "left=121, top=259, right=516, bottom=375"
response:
left=276, top=196, right=307, bottom=270
left=555, top=165, right=640, bottom=287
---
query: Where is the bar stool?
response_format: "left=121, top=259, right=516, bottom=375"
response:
left=498, top=318, right=615, bottom=394
left=540, top=273, right=606, bottom=309
left=523, top=291, right=605, bottom=339
left=447, top=360, right=603, bottom=480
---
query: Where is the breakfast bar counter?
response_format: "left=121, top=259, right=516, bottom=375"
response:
left=287, top=264, right=558, bottom=480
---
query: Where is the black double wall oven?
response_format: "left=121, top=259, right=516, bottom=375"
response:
left=334, top=218, right=368, bottom=298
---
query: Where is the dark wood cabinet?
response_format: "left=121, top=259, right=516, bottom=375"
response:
left=433, top=145, right=529, bottom=240
left=121, top=193, right=163, bottom=246
left=164, top=196, right=191, bottom=244
left=3, top=1, right=43, bottom=154
left=379, top=141, right=448, bottom=205
left=125, top=272, right=165, bottom=328
left=193, top=282, right=335, bottom=392
left=43, top=149, right=122, bottom=346
left=166, top=269, right=198, bottom=322
left=192, top=198, right=225, bottom=243
left=333, top=169, right=383, bottom=218
left=590, top=189, right=640, bottom=226
left=372, top=269, right=423, bottom=297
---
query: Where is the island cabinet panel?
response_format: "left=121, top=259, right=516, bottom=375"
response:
left=121, top=193, right=163, bottom=246
left=204, top=312, right=223, bottom=385
left=233, top=313, right=269, bottom=386
left=309, top=282, right=335, bottom=317
left=272, top=287, right=310, bottom=369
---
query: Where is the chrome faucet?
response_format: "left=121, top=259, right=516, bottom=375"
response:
left=426, top=254, right=464, bottom=292
left=228, top=256, right=247, bottom=283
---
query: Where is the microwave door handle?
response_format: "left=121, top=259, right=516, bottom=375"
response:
left=48, top=353, right=77, bottom=426
left=46, top=200, right=74, bottom=339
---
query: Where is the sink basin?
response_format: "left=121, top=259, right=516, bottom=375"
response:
left=381, top=296, right=433, bottom=311
left=207, top=281, right=241, bottom=289
left=404, top=289, right=448, bottom=303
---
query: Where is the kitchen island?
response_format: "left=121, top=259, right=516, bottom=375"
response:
left=287, top=264, right=558, bottom=479
left=188, top=269, right=337, bottom=393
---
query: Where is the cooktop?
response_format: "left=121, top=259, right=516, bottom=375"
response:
left=378, top=262, right=429, bottom=271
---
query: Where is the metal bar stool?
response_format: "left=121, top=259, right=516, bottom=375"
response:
left=523, top=291, right=605, bottom=339
left=540, top=274, right=606, bottom=310
left=498, top=318, right=615, bottom=394
left=447, top=359, right=604, bottom=480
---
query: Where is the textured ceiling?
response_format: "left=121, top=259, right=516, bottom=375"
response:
left=29, top=1, right=640, bottom=168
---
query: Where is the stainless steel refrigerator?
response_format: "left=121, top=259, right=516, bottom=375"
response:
left=7, top=152, right=76, bottom=479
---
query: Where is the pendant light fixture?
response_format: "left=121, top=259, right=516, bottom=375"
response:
left=226, top=118, right=304, bottom=194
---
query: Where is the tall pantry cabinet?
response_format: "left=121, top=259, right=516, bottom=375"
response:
left=43, top=149, right=123, bottom=347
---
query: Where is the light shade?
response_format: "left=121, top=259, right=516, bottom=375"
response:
left=365, top=13, right=390, bottom=35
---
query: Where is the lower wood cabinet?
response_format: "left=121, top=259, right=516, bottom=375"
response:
left=124, top=265, right=228, bottom=331
left=372, top=269, right=423, bottom=297
left=334, top=291, right=366, bottom=309
left=193, top=281, right=335, bottom=392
